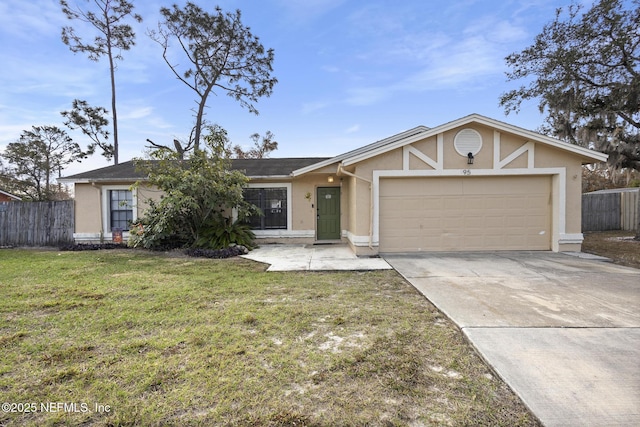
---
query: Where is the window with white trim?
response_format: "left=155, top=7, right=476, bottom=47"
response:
left=109, top=189, right=133, bottom=231
left=101, top=185, right=137, bottom=234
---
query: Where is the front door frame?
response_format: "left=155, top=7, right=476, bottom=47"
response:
left=316, top=186, right=341, bottom=241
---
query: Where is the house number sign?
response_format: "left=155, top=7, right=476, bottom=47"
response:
left=462, top=169, right=472, bottom=175
left=325, top=194, right=332, bottom=199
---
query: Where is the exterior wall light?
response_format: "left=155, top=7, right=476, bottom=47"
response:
left=467, top=152, right=474, bottom=165
left=327, top=176, right=334, bottom=183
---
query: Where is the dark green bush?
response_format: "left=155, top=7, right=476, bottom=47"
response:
left=194, top=216, right=255, bottom=250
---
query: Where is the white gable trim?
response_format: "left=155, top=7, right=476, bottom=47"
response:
left=496, top=139, right=536, bottom=169
left=341, top=114, right=607, bottom=168
left=402, top=133, right=444, bottom=171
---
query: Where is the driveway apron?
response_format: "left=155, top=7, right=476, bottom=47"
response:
left=384, top=251, right=640, bottom=427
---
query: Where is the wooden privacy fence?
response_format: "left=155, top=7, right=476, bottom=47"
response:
left=582, top=189, right=639, bottom=232
left=0, top=200, right=74, bottom=247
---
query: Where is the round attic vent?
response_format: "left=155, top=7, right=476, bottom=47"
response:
left=454, top=128, right=482, bottom=157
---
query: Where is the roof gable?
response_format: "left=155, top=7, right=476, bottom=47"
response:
left=339, top=114, right=607, bottom=167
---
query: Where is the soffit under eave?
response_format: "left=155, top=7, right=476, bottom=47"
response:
left=292, top=162, right=341, bottom=177
left=579, top=153, right=609, bottom=165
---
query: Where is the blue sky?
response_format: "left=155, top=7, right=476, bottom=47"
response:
left=0, top=0, right=591, bottom=176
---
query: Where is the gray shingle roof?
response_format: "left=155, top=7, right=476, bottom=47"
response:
left=59, top=158, right=331, bottom=182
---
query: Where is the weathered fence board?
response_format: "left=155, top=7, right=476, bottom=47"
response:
left=582, top=193, right=620, bottom=231
left=621, top=190, right=639, bottom=231
left=0, top=200, right=74, bottom=246
left=582, top=189, right=639, bottom=232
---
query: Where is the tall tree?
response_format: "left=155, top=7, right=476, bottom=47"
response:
left=232, top=131, right=278, bottom=159
left=0, top=158, right=19, bottom=195
left=500, top=0, right=639, bottom=173
left=1, top=126, right=86, bottom=201
left=60, top=0, right=142, bottom=165
left=61, top=99, right=112, bottom=160
left=149, top=3, right=277, bottom=151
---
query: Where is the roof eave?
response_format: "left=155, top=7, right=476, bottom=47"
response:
left=292, top=160, right=340, bottom=177
left=58, top=177, right=147, bottom=184
left=246, top=175, right=292, bottom=180
left=469, top=115, right=608, bottom=163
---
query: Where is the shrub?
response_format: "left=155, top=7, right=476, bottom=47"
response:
left=194, top=216, right=255, bottom=250
left=129, top=127, right=259, bottom=251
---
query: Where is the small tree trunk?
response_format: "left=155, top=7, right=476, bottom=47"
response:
left=107, top=32, right=119, bottom=165
left=193, top=84, right=215, bottom=152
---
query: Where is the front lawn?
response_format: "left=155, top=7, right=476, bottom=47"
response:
left=0, top=250, right=539, bottom=426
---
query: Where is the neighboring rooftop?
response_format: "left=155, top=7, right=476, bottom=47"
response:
left=0, top=189, right=22, bottom=201
left=586, top=187, right=640, bottom=194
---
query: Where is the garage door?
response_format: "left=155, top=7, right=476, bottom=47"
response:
left=379, top=176, right=551, bottom=252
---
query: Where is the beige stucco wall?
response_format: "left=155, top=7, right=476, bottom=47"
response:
left=73, top=182, right=162, bottom=240
left=74, top=183, right=102, bottom=234
left=289, top=176, right=326, bottom=232
left=136, top=184, right=163, bottom=215
left=536, top=144, right=585, bottom=251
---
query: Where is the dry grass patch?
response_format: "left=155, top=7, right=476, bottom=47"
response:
left=0, top=249, right=539, bottom=426
left=582, top=231, right=640, bottom=269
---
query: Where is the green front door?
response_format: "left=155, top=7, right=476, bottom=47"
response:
left=317, top=187, right=341, bottom=240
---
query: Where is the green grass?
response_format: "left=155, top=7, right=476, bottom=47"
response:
left=0, top=249, right=540, bottom=426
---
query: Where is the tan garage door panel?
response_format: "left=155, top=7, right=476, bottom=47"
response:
left=380, top=176, right=551, bottom=252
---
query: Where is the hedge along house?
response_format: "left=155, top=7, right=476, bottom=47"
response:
left=60, top=114, right=607, bottom=255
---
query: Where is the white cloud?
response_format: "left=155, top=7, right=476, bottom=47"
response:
left=401, top=35, right=502, bottom=89
left=463, top=16, right=528, bottom=43
left=120, top=106, right=153, bottom=120
left=322, top=65, right=341, bottom=73
left=301, top=101, right=330, bottom=115
left=345, top=87, right=391, bottom=106
left=0, top=0, right=64, bottom=42
left=345, top=124, right=360, bottom=133
left=273, top=0, right=347, bottom=23
left=340, top=6, right=530, bottom=105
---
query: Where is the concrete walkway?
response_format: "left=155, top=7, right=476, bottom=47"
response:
left=242, top=244, right=391, bottom=271
left=385, top=251, right=640, bottom=427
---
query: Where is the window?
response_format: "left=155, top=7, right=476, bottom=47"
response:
left=244, top=187, right=287, bottom=230
left=109, top=189, right=133, bottom=231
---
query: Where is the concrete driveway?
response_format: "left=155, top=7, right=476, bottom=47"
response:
left=242, top=244, right=391, bottom=271
left=384, top=251, right=640, bottom=427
